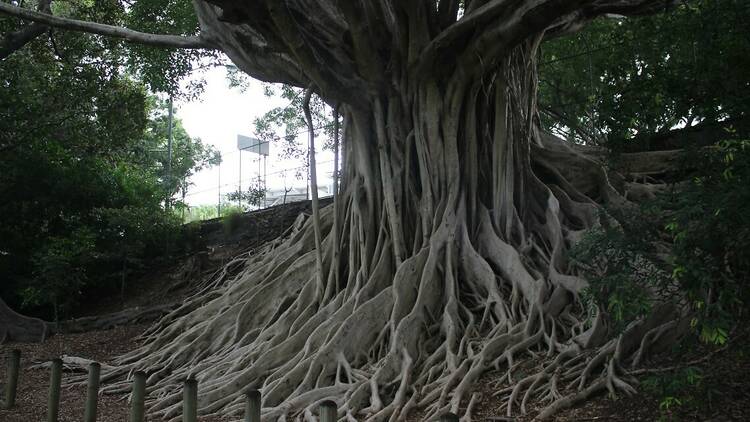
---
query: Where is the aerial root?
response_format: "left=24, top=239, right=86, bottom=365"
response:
left=47, top=177, right=679, bottom=422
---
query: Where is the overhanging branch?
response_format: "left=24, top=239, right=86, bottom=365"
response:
left=0, top=0, right=51, bottom=60
left=418, top=0, right=678, bottom=79
left=0, top=1, right=216, bottom=50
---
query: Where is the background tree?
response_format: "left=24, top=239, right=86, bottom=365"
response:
left=250, top=82, right=342, bottom=196
left=538, top=0, right=749, bottom=149
left=137, top=97, right=222, bottom=203
left=0, top=11, right=220, bottom=321
left=224, top=181, right=267, bottom=211
left=1, top=1, right=703, bottom=421
left=185, top=204, right=221, bottom=222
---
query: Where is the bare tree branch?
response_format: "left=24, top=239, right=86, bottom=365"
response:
left=0, top=1, right=216, bottom=50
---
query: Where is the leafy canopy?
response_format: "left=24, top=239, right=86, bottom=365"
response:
left=0, top=2, right=220, bottom=318
left=539, top=0, right=749, bottom=147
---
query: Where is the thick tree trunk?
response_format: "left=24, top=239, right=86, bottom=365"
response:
left=0, top=0, right=684, bottom=418
left=53, top=39, right=681, bottom=421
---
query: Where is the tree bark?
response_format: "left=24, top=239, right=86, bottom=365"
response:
left=66, top=37, right=680, bottom=421
left=0, top=297, right=49, bottom=343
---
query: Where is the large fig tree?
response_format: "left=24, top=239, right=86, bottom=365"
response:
left=1, top=1, right=682, bottom=420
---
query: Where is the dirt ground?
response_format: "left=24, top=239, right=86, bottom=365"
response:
left=0, top=325, right=234, bottom=422
left=0, top=325, right=146, bottom=422
left=3, top=324, right=748, bottom=421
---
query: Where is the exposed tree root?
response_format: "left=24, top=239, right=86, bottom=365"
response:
left=57, top=303, right=178, bottom=334
left=0, top=296, right=49, bottom=343
left=52, top=25, right=686, bottom=422
left=55, top=138, right=683, bottom=421
left=3, top=1, right=691, bottom=417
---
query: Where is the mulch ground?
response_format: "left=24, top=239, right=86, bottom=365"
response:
left=0, top=324, right=233, bottom=422
left=0, top=325, right=147, bottom=422
left=4, top=324, right=748, bottom=421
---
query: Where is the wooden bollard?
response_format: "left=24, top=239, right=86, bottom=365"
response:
left=439, top=412, right=459, bottom=422
left=183, top=378, right=197, bottom=422
left=319, top=400, right=337, bottom=422
left=244, top=390, right=261, bottom=422
left=83, top=362, right=101, bottom=422
left=47, top=358, right=62, bottom=422
left=130, top=371, right=146, bottom=422
left=3, top=349, right=21, bottom=409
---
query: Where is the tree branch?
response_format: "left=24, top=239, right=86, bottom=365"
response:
left=0, top=0, right=51, bottom=60
left=0, top=1, right=216, bottom=50
left=419, top=0, right=678, bottom=79
left=0, top=19, right=45, bottom=58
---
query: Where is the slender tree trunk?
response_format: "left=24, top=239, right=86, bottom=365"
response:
left=303, top=88, right=325, bottom=293
left=52, top=297, right=59, bottom=331
left=120, top=257, right=127, bottom=307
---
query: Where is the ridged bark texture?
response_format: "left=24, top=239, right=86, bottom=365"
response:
left=61, top=1, right=683, bottom=420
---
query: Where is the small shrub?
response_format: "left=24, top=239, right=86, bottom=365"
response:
left=665, top=139, right=750, bottom=344
left=223, top=209, right=245, bottom=235
left=642, top=366, right=706, bottom=421
left=26, top=228, right=96, bottom=320
left=570, top=207, right=670, bottom=332
left=572, top=138, right=750, bottom=344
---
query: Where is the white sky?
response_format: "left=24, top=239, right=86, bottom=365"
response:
left=175, top=67, right=335, bottom=207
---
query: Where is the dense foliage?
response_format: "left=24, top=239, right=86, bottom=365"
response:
left=0, top=4, right=219, bottom=319
left=571, top=139, right=750, bottom=345
left=539, top=0, right=749, bottom=149
left=569, top=139, right=750, bottom=419
left=548, top=1, right=749, bottom=346
left=570, top=207, right=669, bottom=333
left=665, top=139, right=750, bottom=343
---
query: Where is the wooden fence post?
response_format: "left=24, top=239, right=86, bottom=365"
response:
left=244, top=389, right=261, bottom=422
left=183, top=378, right=197, bottom=422
left=3, top=349, right=21, bottom=409
left=439, top=412, right=459, bottom=422
left=130, top=371, right=146, bottom=422
left=47, top=358, right=62, bottom=422
left=83, top=362, right=101, bottom=422
left=319, top=400, right=337, bottom=422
